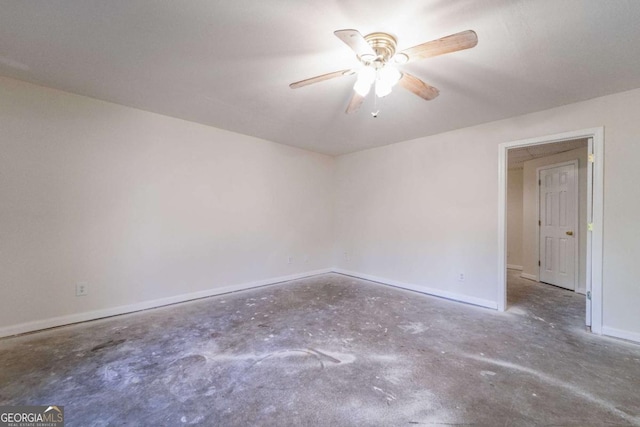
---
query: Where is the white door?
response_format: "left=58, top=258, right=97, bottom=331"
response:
left=539, top=162, right=578, bottom=290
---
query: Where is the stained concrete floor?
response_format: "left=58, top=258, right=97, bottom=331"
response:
left=1, top=271, right=640, bottom=426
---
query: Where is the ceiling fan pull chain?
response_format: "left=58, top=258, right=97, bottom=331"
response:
left=372, top=85, right=380, bottom=118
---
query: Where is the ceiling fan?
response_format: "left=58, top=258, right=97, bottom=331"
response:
left=290, top=29, right=478, bottom=114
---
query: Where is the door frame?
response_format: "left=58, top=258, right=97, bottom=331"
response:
left=536, top=160, right=579, bottom=290
left=498, top=127, right=604, bottom=334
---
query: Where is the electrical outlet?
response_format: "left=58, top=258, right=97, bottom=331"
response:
left=458, top=273, right=465, bottom=282
left=344, top=251, right=349, bottom=261
left=304, top=255, right=309, bottom=263
left=76, top=282, right=88, bottom=296
left=287, top=256, right=293, bottom=264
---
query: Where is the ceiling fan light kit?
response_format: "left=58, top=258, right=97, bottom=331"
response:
left=290, top=28, right=478, bottom=115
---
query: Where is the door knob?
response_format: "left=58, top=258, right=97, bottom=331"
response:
left=566, top=231, right=574, bottom=236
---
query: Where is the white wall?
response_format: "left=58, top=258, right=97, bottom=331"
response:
left=4, top=74, right=640, bottom=343
left=334, top=87, right=640, bottom=341
left=521, top=147, right=588, bottom=293
left=0, top=76, right=334, bottom=335
left=506, top=169, right=523, bottom=269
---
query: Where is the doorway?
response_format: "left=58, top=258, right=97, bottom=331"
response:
left=498, top=128, right=604, bottom=334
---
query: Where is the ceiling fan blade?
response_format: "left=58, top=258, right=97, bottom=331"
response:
left=290, top=69, right=352, bottom=89
left=400, top=30, right=477, bottom=62
left=334, top=29, right=375, bottom=58
left=345, top=92, right=366, bottom=114
left=398, top=72, right=440, bottom=100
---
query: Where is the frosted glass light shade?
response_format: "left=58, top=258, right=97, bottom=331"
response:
left=375, top=80, right=393, bottom=97
left=353, top=66, right=376, bottom=96
left=354, top=79, right=372, bottom=96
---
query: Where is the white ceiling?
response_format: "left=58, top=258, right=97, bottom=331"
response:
left=507, top=138, right=587, bottom=170
left=1, top=1, right=640, bottom=156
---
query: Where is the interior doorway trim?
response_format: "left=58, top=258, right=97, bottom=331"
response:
left=497, top=127, right=604, bottom=334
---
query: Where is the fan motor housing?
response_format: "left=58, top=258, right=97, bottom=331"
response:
left=363, top=32, right=398, bottom=64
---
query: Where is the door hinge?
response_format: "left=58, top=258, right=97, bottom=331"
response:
left=538, top=260, right=541, bottom=266
left=588, top=154, right=595, bottom=163
left=538, top=220, right=541, bottom=226
left=587, top=223, right=594, bottom=231
left=587, top=291, right=592, bottom=300
left=538, top=179, right=541, bottom=186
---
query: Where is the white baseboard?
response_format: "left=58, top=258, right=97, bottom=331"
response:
left=0, top=268, right=332, bottom=338
left=601, top=326, right=640, bottom=344
left=332, top=268, right=498, bottom=310
left=507, top=264, right=523, bottom=271
left=520, top=272, right=538, bottom=281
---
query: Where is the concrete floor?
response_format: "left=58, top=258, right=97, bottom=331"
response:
left=1, top=271, right=640, bottom=426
